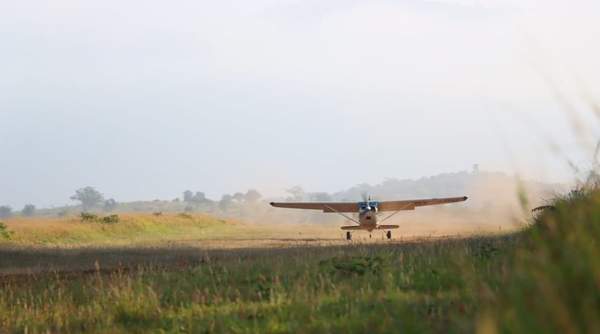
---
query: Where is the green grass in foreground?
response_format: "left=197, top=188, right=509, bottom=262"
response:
left=1, top=188, right=600, bottom=333
left=0, top=237, right=513, bottom=333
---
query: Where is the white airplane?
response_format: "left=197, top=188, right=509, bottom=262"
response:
left=270, top=195, right=468, bottom=240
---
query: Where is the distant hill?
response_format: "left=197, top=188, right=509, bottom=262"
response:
left=329, top=170, right=565, bottom=210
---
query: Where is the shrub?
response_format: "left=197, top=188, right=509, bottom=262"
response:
left=80, top=212, right=120, bottom=224
left=0, top=222, right=12, bottom=240
left=101, top=215, right=120, bottom=224
left=80, top=212, right=98, bottom=222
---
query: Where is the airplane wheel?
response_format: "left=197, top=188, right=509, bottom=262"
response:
left=369, top=234, right=372, bottom=239
left=386, top=231, right=392, bottom=240
left=346, top=232, right=352, bottom=241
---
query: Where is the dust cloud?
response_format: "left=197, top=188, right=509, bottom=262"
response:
left=240, top=171, right=566, bottom=238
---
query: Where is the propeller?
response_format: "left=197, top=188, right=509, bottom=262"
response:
left=361, top=192, right=374, bottom=211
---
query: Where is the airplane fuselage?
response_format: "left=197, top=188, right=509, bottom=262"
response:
left=358, top=204, right=378, bottom=231
left=339, top=201, right=400, bottom=233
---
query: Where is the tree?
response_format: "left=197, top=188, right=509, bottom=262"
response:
left=310, top=192, right=332, bottom=202
left=285, top=186, right=305, bottom=201
left=0, top=206, right=12, bottom=219
left=103, top=199, right=118, bottom=212
left=244, top=189, right=262, bottom=203
left=183, top=191, right=208, bottom=205
left=232, top=192, right=245, bottom=202
left=70, top=187, right=104, bottom=211
left=183, top=190, right=194, bottom=203
left=219, top=194, right=233, bottom=211
left=193, top=192, right=207, bottom=203
left=21, top=204, right=36, bottom=217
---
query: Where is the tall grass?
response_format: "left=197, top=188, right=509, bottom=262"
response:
left=482, top=187, right=600, bottom=333
left=0, top=237, right=516, bottom=333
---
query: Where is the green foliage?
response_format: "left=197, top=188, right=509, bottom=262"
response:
left=80, top=212, right=98, bottom=222
left=0, top=222, right=12, bottom=240
left=70, top=186, right=104, bottom=210
left=80, top=212, right=119, bottom=224
left=101, top=214, right=120, bottom=224
left=485, top=187, right=600, bottom=333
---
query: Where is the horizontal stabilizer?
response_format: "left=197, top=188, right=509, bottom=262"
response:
left=340, top=226, right=367, bottom=230
left=376, top=225, right=400, bottom=230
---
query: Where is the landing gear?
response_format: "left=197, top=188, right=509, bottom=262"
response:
left=346, top=232, right=352, bottom=241
left=386, top=231, right=392, bottom=240
left=369, top=233, right=372, bottom=239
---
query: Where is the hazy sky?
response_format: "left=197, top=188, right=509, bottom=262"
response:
left=1, top=0, right=599, bottom=208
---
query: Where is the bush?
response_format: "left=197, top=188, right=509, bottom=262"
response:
left=0, top=222, right=12, bottom=240
left=101, top=215, right=120, bottom=224
left=80, top=212, right=120, bottom=224
left=80, top=212, right=98, bottom=222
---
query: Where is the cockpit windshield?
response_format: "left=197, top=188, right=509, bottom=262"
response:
left=358, top=201, right=379, bottom=212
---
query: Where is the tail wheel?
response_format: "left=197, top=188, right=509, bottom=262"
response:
left=386, top=231, right=392, bottom=240
left=346, top=232, right=352, bottom=241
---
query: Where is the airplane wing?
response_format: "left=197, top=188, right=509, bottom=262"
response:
left=270, top=202, right=359, bottom=213
left=377, top=196, right=468, bottom=211
left=270, top=196, right=467, bottom=213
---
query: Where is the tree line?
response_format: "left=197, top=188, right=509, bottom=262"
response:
left=0, top=187, right=264, bottom=218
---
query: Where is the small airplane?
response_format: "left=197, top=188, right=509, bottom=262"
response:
left=270, top=195, right=468, bottom=240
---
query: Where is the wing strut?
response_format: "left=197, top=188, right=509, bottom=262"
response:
left=379, top=203, right=413, bottom=224
left=324, top=205, right=361, bottom=225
